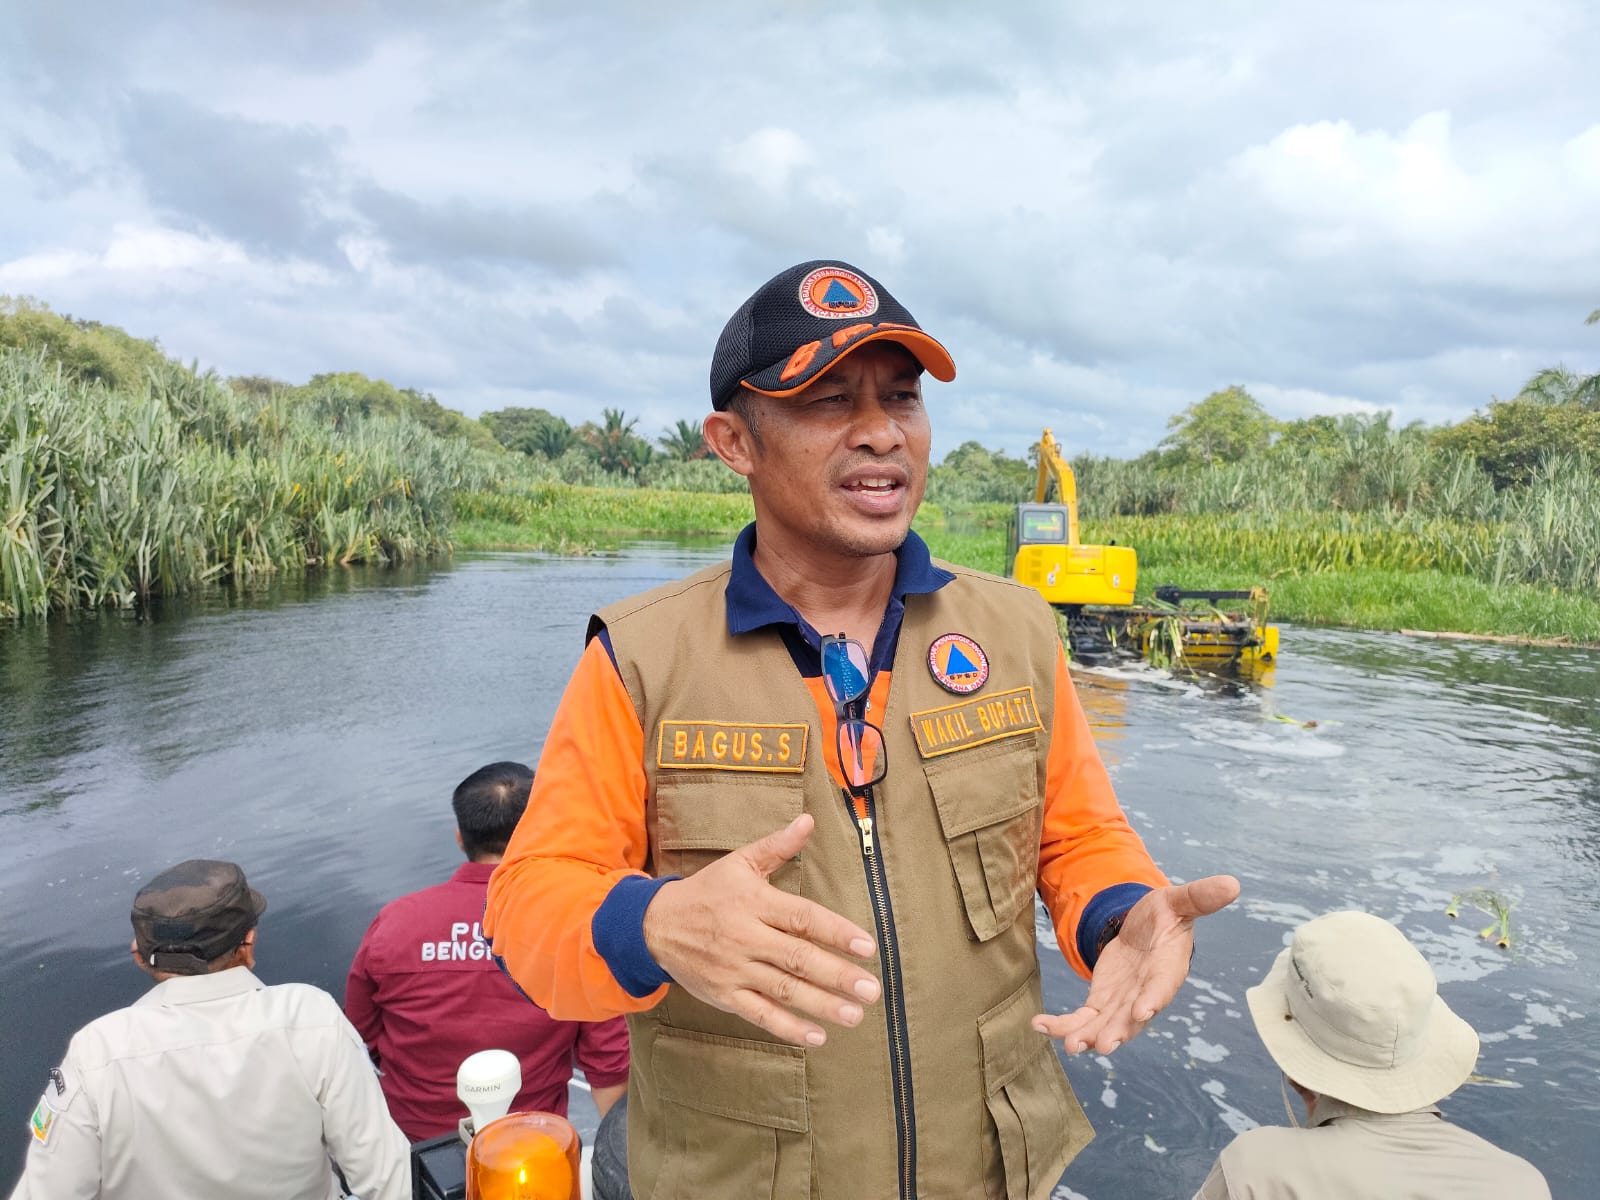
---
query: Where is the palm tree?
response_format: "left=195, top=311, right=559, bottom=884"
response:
left=520, top=420, right=575, bottom=460
left=658, top=419, right=707, bottom=461
left=583, top=408, right=652, bottom=476
left=1519, top=310, right=1600, bottom=409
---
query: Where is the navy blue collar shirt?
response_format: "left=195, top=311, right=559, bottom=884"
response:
left=723, top=521, right=955, bottom=680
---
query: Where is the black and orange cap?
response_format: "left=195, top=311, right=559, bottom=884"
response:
left=709, top=260, right=956, bottom=410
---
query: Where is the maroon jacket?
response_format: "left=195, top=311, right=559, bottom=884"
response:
left=345, top=862, right=630, bottom=1140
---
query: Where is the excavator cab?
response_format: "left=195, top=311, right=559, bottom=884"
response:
left=1009, top=503, right=1137, bottom=607
left=1008, top=431, right=1137, bottom=608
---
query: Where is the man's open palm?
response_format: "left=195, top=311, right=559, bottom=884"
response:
left=1032, top=874, right=1240, bottom=1054
left=643, top=814, right=882, bottom=1048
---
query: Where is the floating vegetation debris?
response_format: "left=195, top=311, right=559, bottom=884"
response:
left=1447, top=888, right=1514, bottom=949
left=1141, top=612, right=1187, bottom=670
left=1269, top=714, right=1320, bottom=729
left=1464, top=1073, right=1521, bottom=1089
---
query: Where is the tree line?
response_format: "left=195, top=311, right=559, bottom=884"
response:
left=6, top=292, right=1597, bottom=502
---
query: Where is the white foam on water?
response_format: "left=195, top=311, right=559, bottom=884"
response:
left=1101, top=1083, right=1118, bottom=1109
left=1143, top=1133, right=1168, bottom=1154
left=1201, top=1078, right=1260, bottom=1135
left=1525, top=1003, right=1562, bottom=1027
left=1432, top=843, right=1498, bottom=875
left=1480, top=1023, right=1537, bottom=1043
left=1183, top=717, right=1346, bottom=760
left=1188, top=976, right=1238, bottom=1005
left=1186, top=1037, right=1229, bottom=1063
left=1049, top=1186, right=1091, bottom=1200
left=1074, top=662, right=1202, bottom=696
left=1408, top=926, right=1508, bottom=984
left=1244, top=899, right=1317, bottom=929
left=1165, top=1010, right=1200, bottom=1034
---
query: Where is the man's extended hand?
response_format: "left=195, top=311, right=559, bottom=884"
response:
left=1031, top=874, right=1240, bottom=1055
left=642, top=813, right=882, bottom=1047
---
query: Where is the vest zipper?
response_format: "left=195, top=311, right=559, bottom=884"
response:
left=846, top=786, right=916, bottom=1200
left=856, top=815, right=874, bottom=855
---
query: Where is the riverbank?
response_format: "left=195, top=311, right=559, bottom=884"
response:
left=451, top=485, right=753, bottom=552
left=452, top=490, right=1600, bottom=644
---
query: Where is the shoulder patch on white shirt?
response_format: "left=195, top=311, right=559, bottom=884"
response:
left=29, top=1099, right=57, bottom=1147
left=31, top=1062, right=79, bottom=1136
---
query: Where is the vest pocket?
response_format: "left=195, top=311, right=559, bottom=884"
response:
left=651, top=1027, right=811, bottom=1199
left=652, top=773, right=806, bottom=891
left=925, top=738, right=1043, bottom=941
left=978, top=977, right=1092, bottom=1200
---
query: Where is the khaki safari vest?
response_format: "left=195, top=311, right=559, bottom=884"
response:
left=596, top=558, right=1094, bottom=1200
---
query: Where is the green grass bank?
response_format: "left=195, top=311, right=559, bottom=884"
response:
left=455, top=494, right=1600, bottom=645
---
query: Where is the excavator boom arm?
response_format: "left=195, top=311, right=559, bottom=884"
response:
left=1035, top=428, right=1080, bottom=544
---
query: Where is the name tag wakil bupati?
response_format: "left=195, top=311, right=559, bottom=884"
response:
left=910, top=686, right=1042, bottom=758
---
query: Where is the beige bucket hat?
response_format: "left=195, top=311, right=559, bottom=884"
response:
left=1246, top=910, right=1479, bottom=1113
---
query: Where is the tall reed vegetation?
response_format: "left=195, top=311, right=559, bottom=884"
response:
left=923, top=405, right=1600, bottom=638
left=1038, top=414, right=1600, bottom=597
left=0, top=349, right=497, bottom=618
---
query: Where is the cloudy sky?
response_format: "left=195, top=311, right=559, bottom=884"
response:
left=3, top=1, right=1598, bottom=459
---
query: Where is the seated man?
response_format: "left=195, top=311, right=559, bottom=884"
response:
left=10, top=859, right=409, bottom=1200
left=345, top=761, right=629, bottom=1141
left=1193, top=909, right=1551, bottom=1199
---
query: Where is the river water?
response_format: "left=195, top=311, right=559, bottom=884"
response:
left=1, top=546, right=1596, bottom=1197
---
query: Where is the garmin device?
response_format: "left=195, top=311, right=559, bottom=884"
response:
left=411, top=1049, right=523, bottom=1200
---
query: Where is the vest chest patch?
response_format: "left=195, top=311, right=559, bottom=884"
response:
left=658, top=721, right=809, bottom=772
left=910, top=686, right=1041, bottom=758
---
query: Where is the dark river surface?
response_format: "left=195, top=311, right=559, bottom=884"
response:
left=2, top=545, right=1597, bottom=1198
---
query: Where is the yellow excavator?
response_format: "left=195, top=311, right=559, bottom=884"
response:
left=1008, top=429, right=1279, bottom=666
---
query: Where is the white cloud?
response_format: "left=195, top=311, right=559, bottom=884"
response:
left=2, top=1, right=1597, bottom=454
left=1249, top=384, right=1382, bottom=421
left=1225, top=110, right=1600, bottom=282
left=0, top=224, right=333, bottom=295
left=722, top=128, right=815, bottom=192
left=1565, top=124, right=1600, bottom=189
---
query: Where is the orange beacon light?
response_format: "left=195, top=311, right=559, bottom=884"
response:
left=464, top=1110, right=581, bottom=1200
left=456, top=1050, right=581, bottom=1200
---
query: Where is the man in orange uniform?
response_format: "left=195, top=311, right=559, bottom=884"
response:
left=484, top=260, right=1239, bottom=1200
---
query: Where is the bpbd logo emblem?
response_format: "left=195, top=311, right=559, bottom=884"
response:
left=928, top=633, right=989, bottom=695
left=798, top=267, right=878, bottom=319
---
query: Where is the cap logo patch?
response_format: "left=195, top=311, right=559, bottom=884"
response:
left=928, top=633, right=989, bottom=694
left=799, top=267, right=878, bottom=319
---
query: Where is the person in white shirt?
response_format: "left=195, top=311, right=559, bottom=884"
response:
left=9, top=859, right=409, bottom=1200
